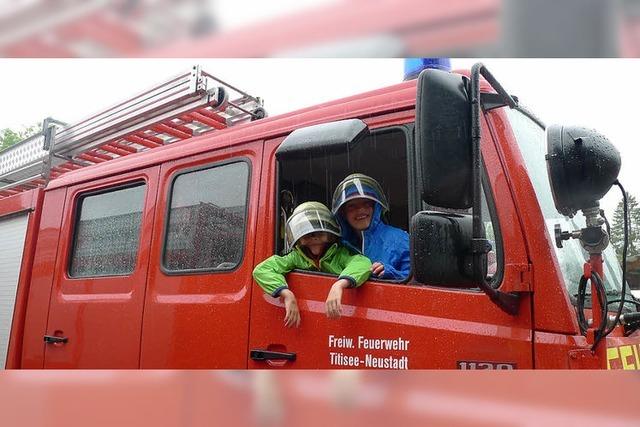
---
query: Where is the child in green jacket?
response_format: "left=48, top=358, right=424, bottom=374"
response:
left=253, top=201, right=371, bottom=327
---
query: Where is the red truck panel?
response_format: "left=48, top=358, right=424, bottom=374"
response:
left=140, top=141, right=263, bottom=368
left=39, top=168, right=160, bottom=368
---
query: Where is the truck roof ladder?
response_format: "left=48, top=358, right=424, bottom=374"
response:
left=0, top=65, right=265, bottom=199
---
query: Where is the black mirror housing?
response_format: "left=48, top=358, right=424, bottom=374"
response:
left=415, top=69, right=472, bottom=209
left=410, top=211, right=486, bottom=286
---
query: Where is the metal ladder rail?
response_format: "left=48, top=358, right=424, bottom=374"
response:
left=0, top=68, right=213, bottom=193
left=0, top=117, right=66, bottom=197
left=47, top=95, right=261, bottom=177
left=0, top=66, right=265, bottom=198
left=0, top=99, right=261, bottom=197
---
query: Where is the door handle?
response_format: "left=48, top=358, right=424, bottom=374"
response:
left=44, top=335, right=68, bottom=344
left=250, top=349, right=296, bottom=361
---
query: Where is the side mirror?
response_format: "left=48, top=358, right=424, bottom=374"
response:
left=410, top=211, right=486, bottom=286
left=415, top=69, right=472, bottom=209
left=413, top=64, right=520, bottom=315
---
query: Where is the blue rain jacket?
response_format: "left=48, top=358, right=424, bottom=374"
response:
left=336, top=202, right=410, bottom=280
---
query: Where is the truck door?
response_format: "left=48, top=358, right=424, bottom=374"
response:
left=43, top=167, right=159, bottom=368
left=140, top=141, right=263, bottom=368
left=248, top=119, right=533, bottom=369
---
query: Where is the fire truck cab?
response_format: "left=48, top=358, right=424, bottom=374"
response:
left=0, top=63, right=638, bottom=369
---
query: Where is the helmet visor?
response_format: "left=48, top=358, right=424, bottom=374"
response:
left=332, top=175, right=389, bottom=214
left=285, top=207, right=341, bottom=250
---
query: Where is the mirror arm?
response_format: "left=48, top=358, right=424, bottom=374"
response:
left=479, top=277, right=521, bottom=315
left=480, top=93, right=520, bottom=112
left=471, top=63, right=521, bottom=316
left=471, top=238, right=521, bottom=315
left=471, top=64, right=518, bottom=110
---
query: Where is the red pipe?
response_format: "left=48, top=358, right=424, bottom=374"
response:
left=109, top=142, right=138, bottom=153
left=100, top=145, right=132, bottom=156
left=195, top=108, right=227, bottom=126
left=136, top=133, right=164, bottom=144
left=189, top=112, right=226, bottom=130
left=163, top=121, right=193, bottom=136
left=152, top=124, right=192, bottom=139
left=125, top=135, right=161, bottom=149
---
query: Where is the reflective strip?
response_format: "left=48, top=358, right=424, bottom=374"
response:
left=0, top=213, right=29, bottom=368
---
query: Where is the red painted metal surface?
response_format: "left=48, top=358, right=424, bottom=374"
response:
left=0, top=189, right=40, bottom=218
left=20, top=188, right=67, bottom=368
left=485, top=110, right=580, bottom=336
left=535, top=327, right=640, bottom=370
left=41, top=167, right=160, bottom=368
left=587, top=255, right=606, bottom=365
left=534, top=331, right=592, bottom=369
left=139, top=142, right=263, bottom=368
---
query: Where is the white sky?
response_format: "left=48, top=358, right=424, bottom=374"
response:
left=0, top=58, right=638, bottom=218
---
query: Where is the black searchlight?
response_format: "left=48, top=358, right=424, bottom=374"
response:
left=545, top=125, right=621, bottom=217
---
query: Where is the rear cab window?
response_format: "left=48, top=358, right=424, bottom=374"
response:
left=162, top=160, right=250, bottom=273
left=69, top=182, right=146, bottom=278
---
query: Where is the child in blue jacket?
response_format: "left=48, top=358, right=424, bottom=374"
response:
left=332, top=173, right=410, bottom=280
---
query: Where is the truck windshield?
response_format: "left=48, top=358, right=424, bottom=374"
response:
left=504, top=108, right=627, bottom=302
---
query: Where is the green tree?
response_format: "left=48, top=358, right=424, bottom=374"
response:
left=0, top=123, right=41, bottom=152
left=610, top=194, right=640, bottom=262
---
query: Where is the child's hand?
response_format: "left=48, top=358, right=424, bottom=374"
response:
left=280, top=289, right=300, bottom=328
left=326, top=279, right=350, bottom=319
left=371, top=262, right=385, bottom=277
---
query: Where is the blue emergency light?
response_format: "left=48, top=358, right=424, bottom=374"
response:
left=403, top=58, right=451, bottom=80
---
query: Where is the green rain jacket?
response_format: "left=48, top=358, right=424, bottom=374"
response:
left=253, top=243, right=372, bottom=297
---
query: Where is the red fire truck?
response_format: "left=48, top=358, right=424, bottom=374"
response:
left=0, top=62, right=638, bottom=369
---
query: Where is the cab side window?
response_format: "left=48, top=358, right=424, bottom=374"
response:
left=69, top=183, right=146, bottom=277
left=163, top=161, right=249, bottom=272
left=277, top=126, right=409, bottom=257
left=276, top=122, right=502, bottom=286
